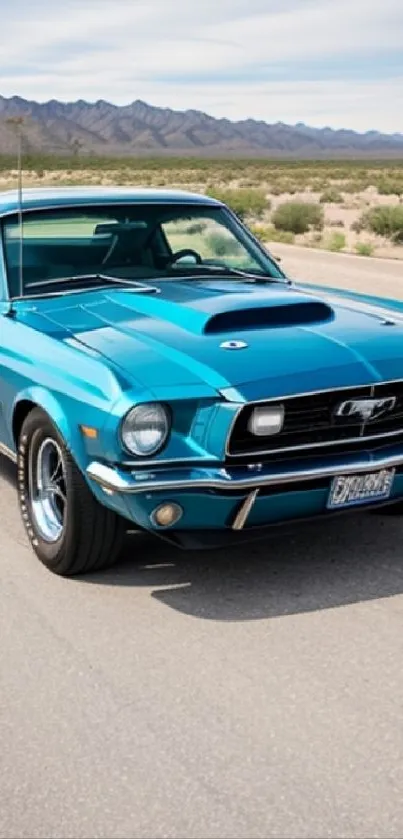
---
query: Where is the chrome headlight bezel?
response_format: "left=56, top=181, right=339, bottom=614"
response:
left=120, top=402, right=171, bottom=457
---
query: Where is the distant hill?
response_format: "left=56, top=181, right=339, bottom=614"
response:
left=1, top=95, right=403, bottom=158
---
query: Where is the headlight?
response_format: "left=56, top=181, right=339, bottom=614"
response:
left=121, top=402, right=170, bottom=456
left=248, top=405, right=284, bottom=436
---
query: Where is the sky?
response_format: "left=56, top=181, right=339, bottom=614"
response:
left=0, top=0, right=402, bottom=134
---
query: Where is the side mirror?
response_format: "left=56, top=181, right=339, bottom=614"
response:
left=175, top=255, right=198, bottom=265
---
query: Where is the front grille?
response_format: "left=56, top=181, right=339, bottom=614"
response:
left=227, top=381, right=403, bottom=457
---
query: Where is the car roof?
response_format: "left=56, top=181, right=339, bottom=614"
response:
left=0, top=186, right=222, bottom=217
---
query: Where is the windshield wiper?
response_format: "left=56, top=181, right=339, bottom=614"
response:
left=168, top=264, right=290, bottom=285
left=25, top=273, right=159, bottom=293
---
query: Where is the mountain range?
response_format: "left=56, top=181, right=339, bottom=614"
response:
left=0, top=95, right=403, bottom=158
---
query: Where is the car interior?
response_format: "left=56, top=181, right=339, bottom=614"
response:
left=4, top=222, right=181, bottom=295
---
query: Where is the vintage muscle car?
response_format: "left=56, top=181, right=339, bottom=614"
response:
left=1, top=186, right=403, bottom=576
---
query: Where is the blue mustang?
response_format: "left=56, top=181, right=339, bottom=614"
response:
left=1, top=185, right=403, bottom=576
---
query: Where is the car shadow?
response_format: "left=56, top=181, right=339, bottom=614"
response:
left=2, top=454, right=402, bottom=623
left=84, top=509, right=403, bottom=622
left=0, top=455, right=17, bottom=485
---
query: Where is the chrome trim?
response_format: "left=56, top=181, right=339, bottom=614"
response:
left=119, top=402, right=171, bottom=458
left=232, top=489, right=259, bottom=530
left=86, top=451, right=403, bottom=495
left=120, top=455, right=220, bottom=467
left=29, top=436, right=66, bottom=542
left=0, top=442, right=17, bottom=463
left=221, top=378, right=403, bottom=409
left=334, top=395, right=396, bottom=421
left=224, top=379, right=403, bottom=459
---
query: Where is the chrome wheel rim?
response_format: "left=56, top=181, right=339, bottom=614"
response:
left=29, top=437, right=67, bottom=542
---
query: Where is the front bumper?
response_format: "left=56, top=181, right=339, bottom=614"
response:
left=86, top=445, right=403, bottom=539
left=88, top=449, right=403, bottom=495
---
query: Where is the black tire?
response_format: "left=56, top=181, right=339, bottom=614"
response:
left=17, top=407, right=125, bottom=576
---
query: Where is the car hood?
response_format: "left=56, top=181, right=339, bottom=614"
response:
left=21, top=278, right=403, bottom=402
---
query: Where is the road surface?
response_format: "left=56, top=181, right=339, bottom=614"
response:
left=2, top=250, right=403, bottom=839
left=273, top=243, right=403, bottom=300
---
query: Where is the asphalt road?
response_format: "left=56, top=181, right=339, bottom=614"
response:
left=273, top=243, right=403, bottom=300
left=2, top=250, right=403, bottom=839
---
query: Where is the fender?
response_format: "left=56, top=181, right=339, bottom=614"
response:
left=13, top=386, right=91, bottom=473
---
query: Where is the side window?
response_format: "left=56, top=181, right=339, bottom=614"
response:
left=161, top=216, right=260, bottom=269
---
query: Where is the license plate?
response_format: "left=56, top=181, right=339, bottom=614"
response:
left=327, top=468, right=395, bottom=509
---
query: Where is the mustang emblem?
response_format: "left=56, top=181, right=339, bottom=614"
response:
left=335, top=396, right=396, bottom=422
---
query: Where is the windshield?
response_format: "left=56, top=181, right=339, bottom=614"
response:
left=2, top=202, right=284, bottom=298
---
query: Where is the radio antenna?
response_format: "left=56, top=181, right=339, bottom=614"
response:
left=6, top=116, right=25, bottom=299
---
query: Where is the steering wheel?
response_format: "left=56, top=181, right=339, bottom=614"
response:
left=167, top=248, right=202, bottom=266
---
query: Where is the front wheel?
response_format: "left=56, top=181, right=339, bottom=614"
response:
left=17, top=408, right=125, bottom=576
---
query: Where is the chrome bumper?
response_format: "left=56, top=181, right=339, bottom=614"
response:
left=86, top=450, right=403, bottom=495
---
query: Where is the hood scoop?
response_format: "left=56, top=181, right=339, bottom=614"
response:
left=203, top=300, right=334, bottom=334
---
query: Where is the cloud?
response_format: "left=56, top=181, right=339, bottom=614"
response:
left=0, top=0, right=402, bottom=132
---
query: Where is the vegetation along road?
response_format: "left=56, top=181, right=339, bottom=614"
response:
left=1, top=247, right=403, bottom=839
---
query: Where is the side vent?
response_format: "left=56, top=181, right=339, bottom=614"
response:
left=203, top=301, right=334, bottom=334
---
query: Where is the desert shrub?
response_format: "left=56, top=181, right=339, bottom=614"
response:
left=185, top=222, right=206, bottom=235
left=57, top=177, right=84, bottom=186
left=342, top=180, right=366, bottom=194
left=281, top=181, right=298, bottom=195
left=270, top=180, right=299, bottom=195
left=361, top=205, right=403, bottom=242
left=207, top=233, right=238, bottom=257
left=207, top=187, right=268, bottom=219
left=320, top=188, right=343, bottom=204
left=325, top=232, right=346, bottom=252
left=303, top=233, right=323, bottom=249
left=238, top=178, right=260, bottom=188
left=267, top=227, right=295, bottom=244
left=272, top=201, right=324, bottom=235
left=311, top=232, right=324, bottom=245
left=247, top=223, right=295, bottom=244
left=310, top=179, right=329, bottom=192
left=351, top=218, right=365, bottom=234
left=377, top=179, right=403, bottom=196
left=355, top=242, right=374, bottom=257
left=248, top=223, right=268, bottom=238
